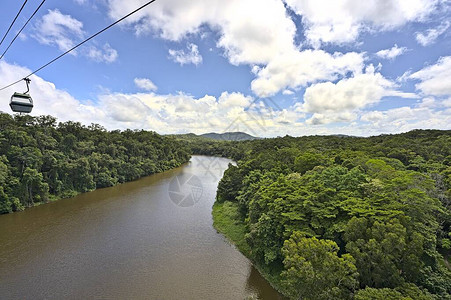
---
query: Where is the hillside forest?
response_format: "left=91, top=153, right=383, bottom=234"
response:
left=214, top=130, right=451, bottom=299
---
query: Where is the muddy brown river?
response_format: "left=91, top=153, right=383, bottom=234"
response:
left=0, top=156, right=282, bottom=299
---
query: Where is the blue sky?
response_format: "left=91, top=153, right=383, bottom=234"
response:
left=0, top=0, right=450, bottom=137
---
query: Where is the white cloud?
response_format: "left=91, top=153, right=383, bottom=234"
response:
left=33, top=9, right=118, bottom=63
left=416, top=21, right=450, bottom=46
left=416, top=97, right=451, bottom=109
left=306, top=111, right=357, bottom=125
left=86, top=43, right=118, bottom=63
left=18, top=32, right=28, bottom=41
left=282, top=89, right=295, bottom=95
left=410, top=56, right=451, bottom=96
left=376, top=44, right=408, bottom=60
left=134, top=78, right=158, bottom=91
left=302, top=65, right=416, bottom=114
left=95, top=91, right=278, bottom=134
left=251, top=49, right=365, bottom=97
left=33, top=9, right=84, bottom=52
left=359, top=106, right=450, bottom=134
left=168, top=43, right=203, bottom=66
left=360, top=111, right=385, bottom=122
left=107, top=0, right=296, bottom=66
left=213, top=0, right=296, bottom=65
left=285, top=0, right=439, bottom=47
left=99, top=94, right=152, bottom=123
left=418, top=97, right=437, bottom=108
left=292, top=104, right=450, bottom=136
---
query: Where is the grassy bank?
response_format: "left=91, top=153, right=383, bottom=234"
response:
left=212, top=201, right=251, bottom=256
left=212, top=201, right=286, bottom=298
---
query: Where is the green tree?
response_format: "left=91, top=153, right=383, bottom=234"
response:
left=21, top=167, right=49, bottom=206
left=354, top=284, right=433, bottom=300
left=216, top=164, right=243, bottom=202
left=344, top=217, right=424, bottom=288
left=281, top=232, right=358, bottom=300
left=294, top=151, right=327, bottom=174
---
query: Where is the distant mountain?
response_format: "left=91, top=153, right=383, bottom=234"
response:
left=167, top=132, right=259, bottom=141
left=331, top=134, right=358, bottom=138
left=199, top=132, right=259, bottom=141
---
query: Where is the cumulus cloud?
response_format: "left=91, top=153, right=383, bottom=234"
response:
left=285, top=0, right=439, bottom=47
left=94, top=91, right=294, bottom=135
left=99, top=94, right=152, bottom=123
left=359, top=106, right=450, bottom=133
left=33, top=9, right=118, bottom=63
left=418, top=97, right=437, bottom=108
left=251, top=50, right=365, bottom=97
left=410, top=56, right=451, bottom=96
left=300, top=65, right=417, bottom=125
left=213, top=0, right=296, bottom=65
left=376, top=44, right=408, bottom=60
left=86, top=43, right=118, bottom=63
left=168, top=43, right=203, bottom=66
left=134, top=78, right=158, bottom=91
left=33, top=9, right=84, bottom=52
left=360, top=111, right=385, bottom=123
left=306, top=112, right=357, bottom=125
left=416, top=21, right=450, bottom=46
left=107, top=0, right=295, bottom=66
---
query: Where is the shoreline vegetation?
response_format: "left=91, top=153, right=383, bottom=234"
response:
left=211, top=130, right=451, bottom=299
left=17, top=159, right=192, bottom=210
left=212, top=201, right=287, bottom=296
left=0, top=113, right=191, bottom=214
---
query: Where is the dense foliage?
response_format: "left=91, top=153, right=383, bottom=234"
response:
left=171, top=133, right=245, bottom=160
left=215, top=130, right=451, bottom=299
left=0, top=113, right=190, bottom=214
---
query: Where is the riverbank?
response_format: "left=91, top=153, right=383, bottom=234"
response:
left=212, top=201, right=288, bottom=299
left=8, top=159, right=191, bottom=214
left=0, top=113, right=193, bottom=215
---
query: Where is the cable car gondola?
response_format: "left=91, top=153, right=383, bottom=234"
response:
left=10, top=78, right=33, bottom=113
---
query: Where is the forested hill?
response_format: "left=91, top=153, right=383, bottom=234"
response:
left=0, top=113, right=190, bottom=214
left=200, top=132, right=259, bottom=141
left=170, top=131, right=259, bottom=141
left=214, top=130, right=451, bottom=299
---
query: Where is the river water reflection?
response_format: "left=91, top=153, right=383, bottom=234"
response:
left=0, top=156, right=282, bottom=299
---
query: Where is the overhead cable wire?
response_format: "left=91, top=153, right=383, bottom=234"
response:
left=0, top=0, right=47, bottom=61
left=0, top=0, right=29, bottom=48
left=0, top=0, right=157, bottom=92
